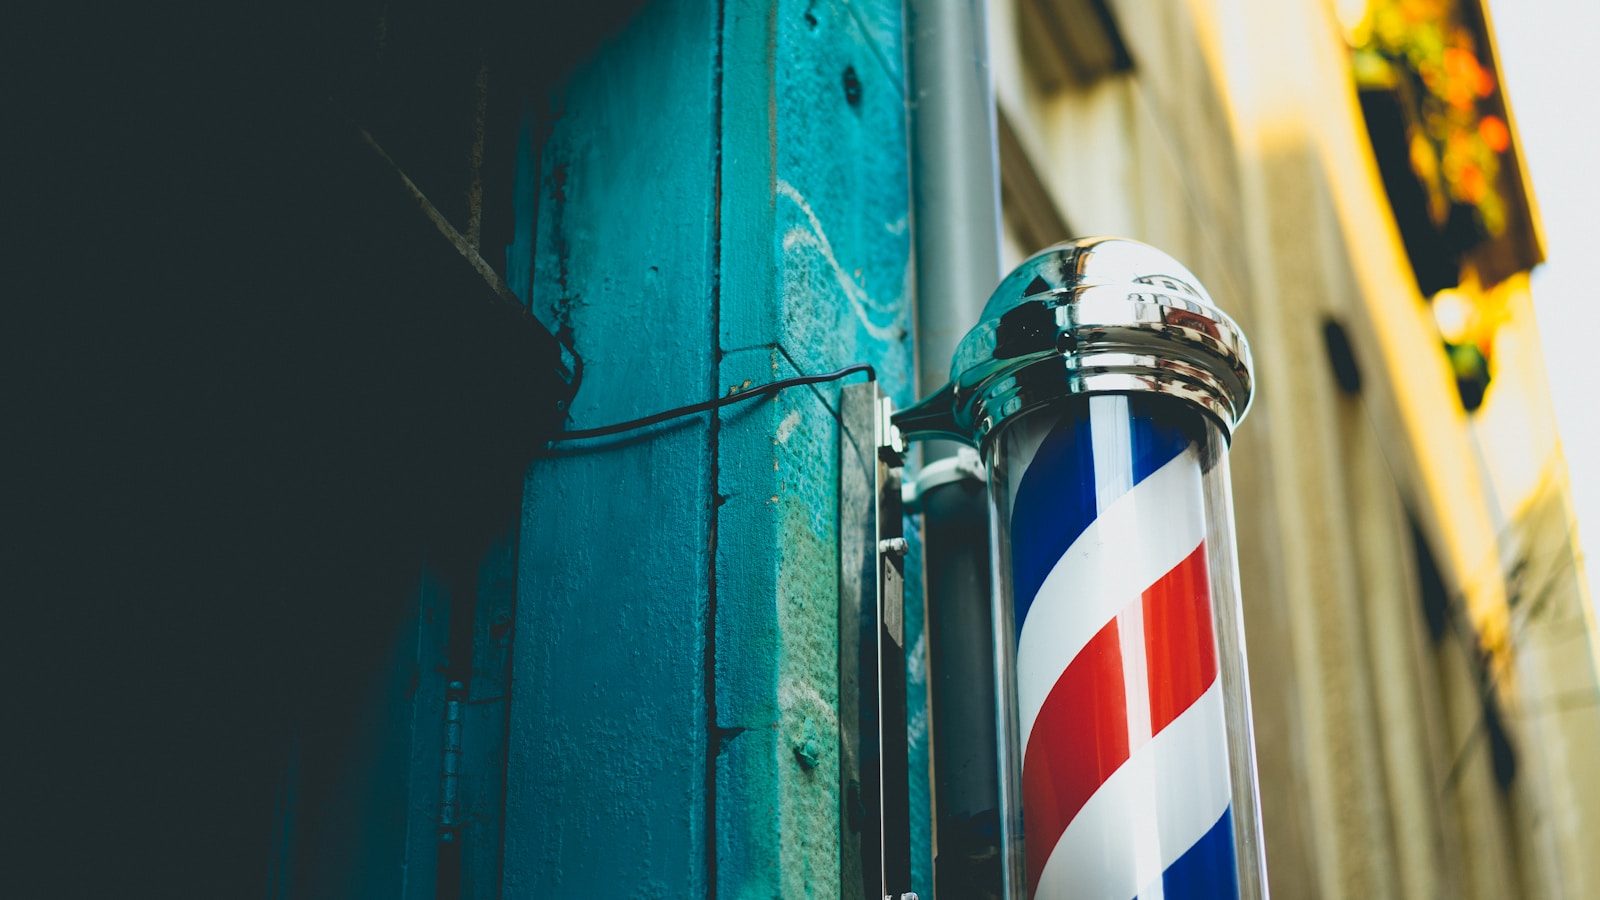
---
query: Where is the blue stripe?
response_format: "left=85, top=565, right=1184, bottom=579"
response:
left=1008, top=397, right=1192, bottom=634
left=1157, top=806, right=1240, bottom=900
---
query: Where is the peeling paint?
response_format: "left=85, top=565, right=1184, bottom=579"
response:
left=779, top=673, right=842, bottom=732
left=775, top=409, right=803, bottom=443
left=712, top=0, right=921, bottom=895
left=777, top=179, right=903, bottom=341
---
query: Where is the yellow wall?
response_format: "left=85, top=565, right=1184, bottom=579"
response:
left=990, top=0, right=1600, bottom=894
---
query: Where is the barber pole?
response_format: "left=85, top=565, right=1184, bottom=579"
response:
left=895, top=237, right=1266, bottom=899
left=998, top=395, right=1240, bottom=898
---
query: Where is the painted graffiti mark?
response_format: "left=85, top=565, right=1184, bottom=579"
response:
left=776, top=179, right=904, bottom=343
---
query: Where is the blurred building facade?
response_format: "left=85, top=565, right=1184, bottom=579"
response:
left=988, top=0, right=1600, bottom=894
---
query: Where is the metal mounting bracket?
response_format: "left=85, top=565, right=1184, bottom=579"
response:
left=839, top=381, right=915, bottom=900
left=901, top=446, right=986, bottom=513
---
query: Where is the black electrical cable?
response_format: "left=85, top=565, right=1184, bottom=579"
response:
left=550, top=362, right=877, bottom=442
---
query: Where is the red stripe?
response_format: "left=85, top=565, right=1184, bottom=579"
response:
left=1020, top=541, right=1218, bottom=896
left=1022, top=620, right=1129, bottom=896
left=1143, top=542, right=1217, bottom=735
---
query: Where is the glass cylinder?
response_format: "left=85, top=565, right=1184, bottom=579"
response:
left=987, top=392, right=1266, bottom=900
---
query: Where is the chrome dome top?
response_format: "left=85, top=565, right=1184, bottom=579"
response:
left=894, top=237, right=1254, bottom=448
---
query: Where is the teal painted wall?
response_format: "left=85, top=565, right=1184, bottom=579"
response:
left=505, top=0, right=930, bottom=895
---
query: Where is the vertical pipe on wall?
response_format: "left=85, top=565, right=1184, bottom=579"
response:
left=909, top=0, right=1002, bottom=425
left=919, top=473, right=1004, bottom=898
left=906, top=2, right=1005, bottom=897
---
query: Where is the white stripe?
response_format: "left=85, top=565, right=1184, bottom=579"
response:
left=1016, top=445, right=1207, bottom=753
left=1033, top=680, right=1233, bottom=900
left=1113, top=598, right=1164, bottom=890
left=1116, top=602, right=1154, bottom=748
left=1090, top=396, right=1137, bottom=508
left=1117, top=600, right=1164, bottom=900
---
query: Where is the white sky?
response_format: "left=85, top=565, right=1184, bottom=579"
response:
left=1486, top=0, right=1599, bottom=592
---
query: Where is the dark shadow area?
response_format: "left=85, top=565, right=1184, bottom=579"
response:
left=5, top=0, right=642, bottom=894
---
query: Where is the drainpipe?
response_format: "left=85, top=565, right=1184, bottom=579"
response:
left=906, top=2, right=1005, bottom=897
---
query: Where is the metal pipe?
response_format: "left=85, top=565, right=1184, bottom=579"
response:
left=905, top=2, right=1005, bottom=897
left=909, top=0, right=1003, bottom=436
left=919, top=467, right=1003, bottom=899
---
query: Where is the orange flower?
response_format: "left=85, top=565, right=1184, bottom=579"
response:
left=1458, top=162, right=1486, bottom=203
left=1401, top=0, right=1444, bottom=23
left=1446, top=129, right=1475, bottom=168
left=1479, top=115, right=1510, bottom=153
left=1477, top=330, right=1495, bottom=363
left=1443, top=47, right=1483, bottom=109
left=1476, top=64, right=1496, bottom=98
left=1444, top=47, right=1478, bottom=81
